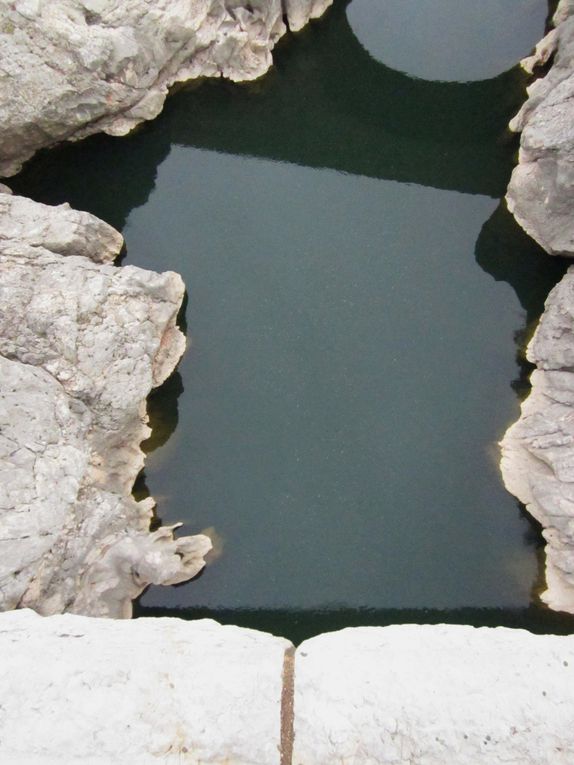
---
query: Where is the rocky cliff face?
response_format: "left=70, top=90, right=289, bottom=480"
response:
left=501, top=269, right=574, bottom=613
left=501, top=0, right=574, bottom=614
left=506, top=0, right=574, bottom=256
left=0, top=0, right=332, bottom=177
left=0, top=188, right=211, bottom=618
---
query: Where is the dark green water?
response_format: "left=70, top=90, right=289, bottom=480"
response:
left=12, top=0, right=574, bottom=642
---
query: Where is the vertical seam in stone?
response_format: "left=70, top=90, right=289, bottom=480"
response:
left=280, top=646, right=295, bottom=765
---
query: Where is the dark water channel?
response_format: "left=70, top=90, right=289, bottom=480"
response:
left=12, top=0, right=574, bottom=642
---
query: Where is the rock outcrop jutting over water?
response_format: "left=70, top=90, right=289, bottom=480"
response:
left=502, top=268, right=574, bottom=613
left=501, top=0, right=574, bottom=615
left=0, top=0, right=333, bottom=618
left=0, top=0, right=332, bottom=177
left=0, top=188, right=212, bottom=617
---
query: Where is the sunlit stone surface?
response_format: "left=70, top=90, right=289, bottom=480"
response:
left=0, top=609, right=290, bottom=765
left=1, top=614, right=573, bottom=764
left=0, top=191, right=211, bottom=617
left=502, top=268, right=574, bottom=614
left=507, top=0, right=574, bottom=257
left=293, top=625, right=574, bottom=765
left=0, top=0, right=333, bottom=177
left=502, top=0, right=574, bottom=615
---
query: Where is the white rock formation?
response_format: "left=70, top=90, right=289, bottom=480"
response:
left=0, top=192, right=211, bottom=618
left=293, top=625, right=574, bottom=765
left=501, top=0, right=574, bottom=614
left=0, top=0, right=333, bottom=177
left=506, top=0, right=574, bottom=256
left=501, top=268, right=574, bottom=613
left=1, top=614, right=573, bottom=765
left=0, top=609, right=291, bottom=765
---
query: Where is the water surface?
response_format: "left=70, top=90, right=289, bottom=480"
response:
left=12, top=0, right=574, bottom=641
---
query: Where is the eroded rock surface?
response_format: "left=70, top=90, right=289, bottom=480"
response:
left=501, top=268, right=574, bottom=613
left=294, top=625, right=574, bottom=765
left=0, top=0, right=333, bottom=177
left=0, top=192, right=211, bottom=618
left=501, top=0, right=574, bottom=614
left=506, top=0, right=574, bottom=256
left=0, top=609, right=291, bottom=765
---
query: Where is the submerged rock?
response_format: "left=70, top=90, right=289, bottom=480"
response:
left=0, top=193, right=211, bottom=618
left=0, top=0, right=333, bottom=177
left=506, top=0, right=574, bottom=256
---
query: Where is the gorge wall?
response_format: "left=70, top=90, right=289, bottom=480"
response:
left=501, top=0, right=574, bottom=615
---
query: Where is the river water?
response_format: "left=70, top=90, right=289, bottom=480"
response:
left=12, top=0, right=574, bottom=642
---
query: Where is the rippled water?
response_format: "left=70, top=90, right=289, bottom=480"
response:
left=12, top=0, right=574, bottom=641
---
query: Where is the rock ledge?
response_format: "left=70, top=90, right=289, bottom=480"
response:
left=0, top=190, right=211, bottom=618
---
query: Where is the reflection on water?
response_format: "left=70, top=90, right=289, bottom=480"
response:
left=11, top=0, right=574, bottom=638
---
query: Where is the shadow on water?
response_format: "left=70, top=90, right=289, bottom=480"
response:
left=134, top=603, right=574, bottom=645
left=10, top=0, right=533, bottom=220
left=476, top=202, right=568, bottom=399
left=9, top=125, right=172, bottom=232
left=475, top=202, right=567, bottom=326
left=141, top=371, right=184, bottom=455
left=519, top=503, right=551, bottom=605
left=475, top=202, right=569, bottom=630
left=162, top=0, right=528, bottom=198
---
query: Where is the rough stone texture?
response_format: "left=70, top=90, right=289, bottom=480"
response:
left=501, top=0, right=574, bottom=614
left=293, top=625, right=574, bottom=765
left=0, top=0, right=333, bottom=177
left=0, top=609, right=291, bottom=765
left=501, top=267, right=574, bottom=613
left=2, top=614, right=573, bottom=765
left=506, top=0, right=574, bottom=256
left=0, top=194, right=211, bottom=618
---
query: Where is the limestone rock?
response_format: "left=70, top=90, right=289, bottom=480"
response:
left=0, top=609, right=291, bottom=765
left=506, top=0, right=574, bottom=256
left=0, top=0, right=333, bottom=177
left=501, top=267, right=574, bottom=613
left=293, top=625, right=574, bottom=765
left=0, top=194, right=211, bottom=617
left=283, top=0, right=332, bottom=32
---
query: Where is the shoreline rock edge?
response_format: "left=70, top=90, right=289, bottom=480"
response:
left=0, top=190, right=212, bottom=618
left=501, top=0, right=574, bottom=615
